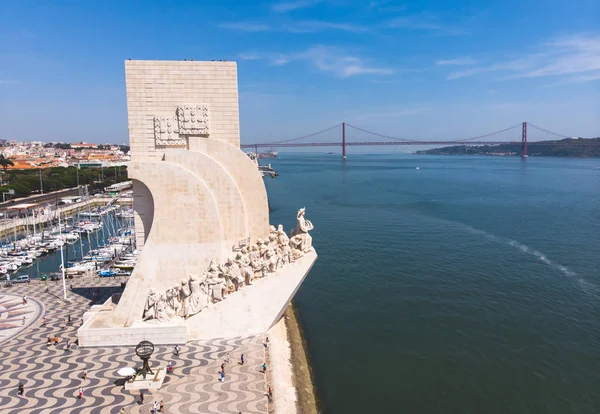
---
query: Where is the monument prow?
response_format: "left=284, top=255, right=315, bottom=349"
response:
left=78, top=60, right=317, bottom=347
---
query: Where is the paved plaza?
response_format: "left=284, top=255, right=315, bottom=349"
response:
left=0, top=278, right=269, bottom=413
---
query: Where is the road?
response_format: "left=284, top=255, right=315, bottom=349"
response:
left=0, top=187, right=85, bottom=218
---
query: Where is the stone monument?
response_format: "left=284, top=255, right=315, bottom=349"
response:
left=78, top=60, right=317, bottom=346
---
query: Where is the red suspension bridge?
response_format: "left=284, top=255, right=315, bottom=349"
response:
left=241, top=122, right=592, bottom=158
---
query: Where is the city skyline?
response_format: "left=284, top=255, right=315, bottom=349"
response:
left=0, top=0, right=599, bottom=144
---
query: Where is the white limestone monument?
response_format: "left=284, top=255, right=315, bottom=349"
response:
left=78, top=60, right=317, bottom=346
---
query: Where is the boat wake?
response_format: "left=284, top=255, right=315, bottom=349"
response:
left=460, top=224, right=599, bottom=297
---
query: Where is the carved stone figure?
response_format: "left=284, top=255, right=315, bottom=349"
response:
left=290, top=207, right=314, bottom=255
left=249, top=244, right=265, bottom=278
left=142, top=288, right=159, bottom=321
left=207, top=259, right=226, bottom=302
left=155, top=294, right=170, bottom=322
left=265, top=249, right=279, bottom=273
left=179, top=279, right=192, bottom=317
left=277, top=224, right=289, bottom=247
left=236, top=252, right=254, bottom=285
left=187, top=273, right=209, bottom=317
left=165, top=286, right=181, bottom=317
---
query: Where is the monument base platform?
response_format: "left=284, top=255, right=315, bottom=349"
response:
left=124, top=367, right=167, bottom=391
left=77, top=250, right=317, bottom=346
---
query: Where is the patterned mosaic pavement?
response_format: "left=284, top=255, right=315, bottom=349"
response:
left=0, top=278, right=269, bottom=413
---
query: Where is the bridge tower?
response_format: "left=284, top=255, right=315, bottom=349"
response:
left=342, top=122, right=347, bottom=159
left=521, top=122, right=528, bottom=158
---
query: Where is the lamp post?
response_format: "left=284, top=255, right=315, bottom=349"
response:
left=39, top=168, right=44, bottom=195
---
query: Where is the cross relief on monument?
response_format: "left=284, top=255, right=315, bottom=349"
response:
left=154, top=105, right=210, bottom=147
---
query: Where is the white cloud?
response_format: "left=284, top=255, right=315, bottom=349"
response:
left=386, top=13, right=466, bottom=35
left=220, top=20, right=365, bottom=34
left=217, top=22, right=270, bottom=32
left=285, top=20, right=367, bottom=33
left=271, top=0, right=321, bottom=13
left=238, top=46, right=394, bottom=78
left=446, top=34, right=600, bottom=83
left=435, top=57, right=479, bottom=66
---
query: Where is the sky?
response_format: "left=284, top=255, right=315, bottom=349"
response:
left=0, top=0, right=599, bottom=145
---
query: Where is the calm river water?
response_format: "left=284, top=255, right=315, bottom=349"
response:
left=266, top=154, right=600, bottom=414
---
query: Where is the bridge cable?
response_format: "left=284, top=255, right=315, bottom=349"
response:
left=255, top=123, right=342, bottom=145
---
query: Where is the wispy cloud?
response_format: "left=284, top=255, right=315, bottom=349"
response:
left=435, top=57, right=479, bottom=66
left=218, top=19, right=364, bottom=33
left=285, top=20, right=367, bottom=33
left=217, top=22, right=270, bottom=32
left=367, top=1, right=407, bottom=13
left=386, top=12, right=466, bottom=35
left=271, top=0, right=321, bottom=13
left=239, top=46, right=393, bottom=78
left=446, top=34, right=600, bottom=83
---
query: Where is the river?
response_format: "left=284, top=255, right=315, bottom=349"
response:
left=266, top=154, right=600, bottom=413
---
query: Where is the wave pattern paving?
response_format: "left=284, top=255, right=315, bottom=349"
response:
left=0, top=279, right=268, bottom=414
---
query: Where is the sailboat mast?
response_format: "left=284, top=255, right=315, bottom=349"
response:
left=58, top=208, right=67, bottom=300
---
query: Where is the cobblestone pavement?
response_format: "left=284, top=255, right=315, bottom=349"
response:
left=0, top=278, right=268, bottom=413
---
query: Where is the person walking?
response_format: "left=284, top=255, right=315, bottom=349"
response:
left=240, top=353, right=244, bottom=365
left=262, top=362, right=267, bottom=373
left=139, top=391, right=144, bottom=405
left=82, top=369, right=87, bottom=380
left=225, top=352, right=230, bottom=364
left=153, top=401, right=158, bottom=413
left=220, top=370, right=225, bottom=382
left=221, top=363, right=225, bottom=374
left=17, top=382, right=24, bottom=396
left=42, top=317, right=47, bottom=327
left=174, top=344, right=180, bottom=356
left=160, top=400, right=164, bottom=412
left=78, top=387, right=83, bottom=399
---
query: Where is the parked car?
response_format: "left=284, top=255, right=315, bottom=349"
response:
left=14, top=275, right=30, bottom=283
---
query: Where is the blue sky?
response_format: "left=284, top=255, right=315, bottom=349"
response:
left=0, top=0, right=599, bottom=144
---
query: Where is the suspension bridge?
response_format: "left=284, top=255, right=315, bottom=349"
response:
left=241, top=122, right=593, bottom=158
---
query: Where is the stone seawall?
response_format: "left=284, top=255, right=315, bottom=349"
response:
left=268, top=303, right=319, bottom=413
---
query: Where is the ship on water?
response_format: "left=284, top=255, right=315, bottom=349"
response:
left=258, top=149, right=278, bottom=159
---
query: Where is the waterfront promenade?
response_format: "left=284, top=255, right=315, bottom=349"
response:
left=0, top=278, right=270, bottom=413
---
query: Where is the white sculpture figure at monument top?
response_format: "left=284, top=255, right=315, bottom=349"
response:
left=290, top=207, right=314, bottom=254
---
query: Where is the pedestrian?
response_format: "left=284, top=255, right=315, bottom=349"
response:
left=120, top=409, right=125, bottom=414
left=153, top=401, right=158, bottom=413
left=240, top=353, right=244, bottom=365
left=262, top=362, right=267, bottom=373
left=65, top=339, right=70, bottom=351
left=22, top=296, right=27, bottom=305
left=42, top=317, right=47, bottom=327
left=22, top=316, right=25, bottom=325
left=220, top=370, right=225, bottom=382
left=82, top=369, right=87, bottom=380
left=267, top=386, right=273, bottom=400
left=160, top=400, right=164, bottom=412
left=225, top=352, right=230, bottom=364
left=174, top=344, right=180, bottom=355
left=47, top=337, right=52, bottom=346
left=78, top=387, right=83, bottom=399
left=45, top=286, right=49, bottom=293
left=17, top=382, right=24, bottom=396
left=139, top=391, right=144, bottom=405
left=221, top=363, right=225, bottom=374
left=67, top=315, right=72, bottom=325
left=264, top=337, right=269, bottom=348
left=54, top=335, right=59, bottom=345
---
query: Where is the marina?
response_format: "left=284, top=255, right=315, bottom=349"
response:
left=1, top=200, right=136, bottom=284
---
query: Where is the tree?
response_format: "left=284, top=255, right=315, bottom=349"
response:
left=0, top=154, right=14, bottom=171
